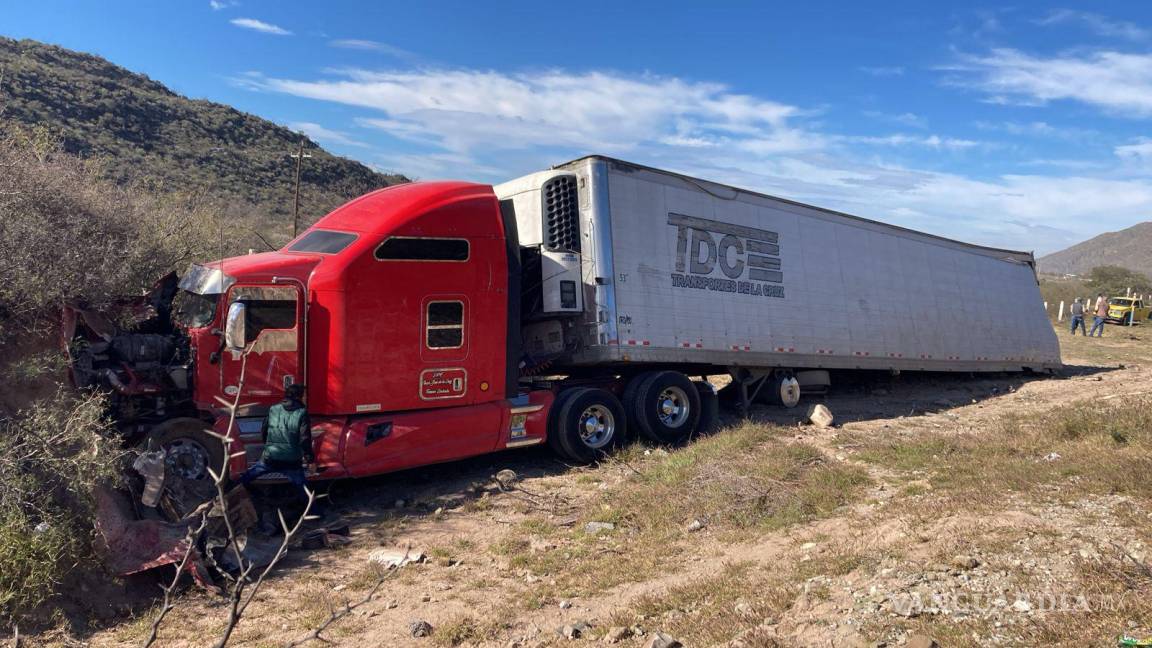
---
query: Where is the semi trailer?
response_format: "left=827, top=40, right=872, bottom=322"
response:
left=67, top=155, right=1061, bottom=482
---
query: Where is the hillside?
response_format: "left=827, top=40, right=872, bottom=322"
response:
left=1039, top=221, right=1152, bottom=278
left=0, top=36, right=407, bottom=245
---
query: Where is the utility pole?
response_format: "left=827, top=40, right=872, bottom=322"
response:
left=290, top=138, right=313, bottom=238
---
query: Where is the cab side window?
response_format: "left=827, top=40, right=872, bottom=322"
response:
left=426, top=301, right=464, bottom=349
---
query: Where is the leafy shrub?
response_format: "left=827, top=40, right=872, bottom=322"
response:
left=0, top=389, right=122, bottom=618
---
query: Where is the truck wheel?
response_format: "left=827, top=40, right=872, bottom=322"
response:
left=546, top=388, right=584, bottom=458
left=630, top=371, right=701, bottom=445
left=692, top=381, right=720, bottom=437
left=553, top=388, right=626, bottom=463
left=763, top=374, right=802, bottom=408
left=150, top=418, right=225, bottom=482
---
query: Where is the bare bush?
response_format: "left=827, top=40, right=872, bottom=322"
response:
left=0, top=127, right=223, bottom=345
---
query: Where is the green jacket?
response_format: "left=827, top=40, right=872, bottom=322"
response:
left=261, top=399, right=313, bottom=465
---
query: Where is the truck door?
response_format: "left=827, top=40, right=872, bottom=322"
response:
left=220, top=283, right=304, bottom=403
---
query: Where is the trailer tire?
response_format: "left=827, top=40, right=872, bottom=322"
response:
left=150, top=418, right=224, bottom=482
left=622, top=372, right=659, bottom=438
left=553, top=388, right=626, bottom=464
left=692, top=381, right=720, bottom=436
left=762, top=374, right=802, bottom=408
left=630, top=371, right=701, bottom=445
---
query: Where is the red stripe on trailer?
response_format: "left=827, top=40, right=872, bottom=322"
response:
left=889, top=353, right=903, bottom=358
left=854, top=351, right=870, bottom=357
left=695, top=342, right=703, bottom=348
left=642, top=340, right=651, bottom=346
left=774, top=346, right=795, bottom=353
left=681, top=342, right=691, bottom=348
left=627, top=340, right=637, bottom=346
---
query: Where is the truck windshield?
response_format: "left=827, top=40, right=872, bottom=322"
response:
left=1110, top=298, right=1132, bottom=306
left=172, top=290, right=218, bottom=329
left=287, top=229, right=357, bottom=254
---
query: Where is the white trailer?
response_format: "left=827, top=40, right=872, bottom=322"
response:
left=497, top=156, right=1060, bottom=409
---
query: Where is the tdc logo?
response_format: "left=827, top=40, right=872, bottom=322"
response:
left=668, top=213, right=782, bottom=283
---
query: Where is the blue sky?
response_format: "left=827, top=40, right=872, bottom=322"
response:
left=6, top=1, right=1152, bottom=254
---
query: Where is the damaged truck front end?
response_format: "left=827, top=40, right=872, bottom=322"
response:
left=65, top=265, right=237, bottom=475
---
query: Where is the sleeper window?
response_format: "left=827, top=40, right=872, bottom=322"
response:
left=426, top=301, right=464, bottom=349
left=376, top=237, right=469, bottom=261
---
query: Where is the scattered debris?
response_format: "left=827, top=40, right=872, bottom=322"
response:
left=132, top=450, right=167, bottom=507
left=807, top=403, right=834, bottom=428
left=685, top=518, right=706, bottom=533
left=558, top=599, right=572, bottom=609
left=368, top=548, right=425, bottom=568
left=557, top=622, right=592, bottom=640
left=408, top=619, right=433, bottom=638
left=1042, top=452, right=1062, bottom=462
left=495, top=469, right=520, bottom=490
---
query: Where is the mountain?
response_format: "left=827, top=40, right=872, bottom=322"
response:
left=1038, top=222, right=1152, bottom=278
left=0, top=36, right=407, bottom=244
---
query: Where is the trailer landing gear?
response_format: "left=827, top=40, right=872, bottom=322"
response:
left=723, top=369, right=802, bottom=414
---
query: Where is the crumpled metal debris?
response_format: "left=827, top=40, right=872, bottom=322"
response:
left=132, top=450, right=167, bottom=508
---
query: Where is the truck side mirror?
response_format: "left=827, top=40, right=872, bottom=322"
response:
left=224, top=301, right=247, bottom=350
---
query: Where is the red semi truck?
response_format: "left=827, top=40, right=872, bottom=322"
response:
left=67, top=156, right=1059, bottom=483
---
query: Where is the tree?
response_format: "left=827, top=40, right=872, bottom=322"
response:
left=1085, top=265, right=1152, bottom=297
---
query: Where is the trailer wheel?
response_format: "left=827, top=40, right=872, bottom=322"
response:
left=552, top=388, right=626, bottom=463
left=692, top=381, right=720, bottom=436
left=763, top=374, right=802, bottom=408
left=150, top=418, right=224, bottom=482
left=630, top=371, right=701, bottom=445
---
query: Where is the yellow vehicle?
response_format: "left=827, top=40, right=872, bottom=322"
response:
left=1107, top=297, right=1151, bottom=324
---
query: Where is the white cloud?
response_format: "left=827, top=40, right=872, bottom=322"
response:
left=230, top=18, right=292, bottom=36
left=288, top=122, right=367, bottom=148
left=253, top=68, right=813, bottom=155
left=859, top=66, right=905, bottom=77
left=864, top=111, right=928, bottom=129
left=209, top=0, right=238, bottom=10
left=245, top=66, right=1152, bottom=254
left=328, top=39, right=418, bottom=62
left=838, top=134, right=983, bottom=150
left=1038, top=9, right=1149, bottom=41
left=945, top=48, right=1152, bottom=116
left=974, top=120, right=1098, bottom=141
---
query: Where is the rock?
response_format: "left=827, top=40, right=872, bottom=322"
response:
left=557, top=621, right=592, bottom=639
left=643, top=632, right=682, bottom=648
left=603, top=626, right=632, bottom=643
left=800, top=542, right=818, bottom=551
left=1043, top=452, right=1062, bottom=462
left=559, top=599, right=573, bottom=609
left=1011, top=599, right=1032, bottom=613
left=385, top=599, right=399, bottom=609
left=686, top=518, right=705, bottom=533
left=585, top=521, right=616, bottom=534
left=807, top=403, right=834, bottom=428
left=906, top=635, right=938, bottom=648
left=733, top=601, right=754, bottom=616
left=951, top=555, right=979, bottom=570
left=409, top=619, right=433, bottom=637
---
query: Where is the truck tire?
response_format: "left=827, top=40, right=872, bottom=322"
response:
left=552, top=387, right=627, bottom=463
left=622, top=371, right=659, bottom=437
left=630, top=371, right=701, bottom=445
left=762, top=374, right=802, bottom=408
left=546, top=388, right=584, bottom=458
left=692, top=381, right=720, bottom=437
left=150, top=418, right=225, bottom=482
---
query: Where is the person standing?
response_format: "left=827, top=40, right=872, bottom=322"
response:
left=1069, top=298, right=1087, bottom=335
left=235, top=383, right=322, bottom=521
left=1089, top=295, right=1109, bottom=337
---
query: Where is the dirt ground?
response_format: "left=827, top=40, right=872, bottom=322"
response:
left=39, top=321, right=1152, bottom=647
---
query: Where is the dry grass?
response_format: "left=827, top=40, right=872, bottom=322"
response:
left=853, top=396, right=1152, bottom=503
